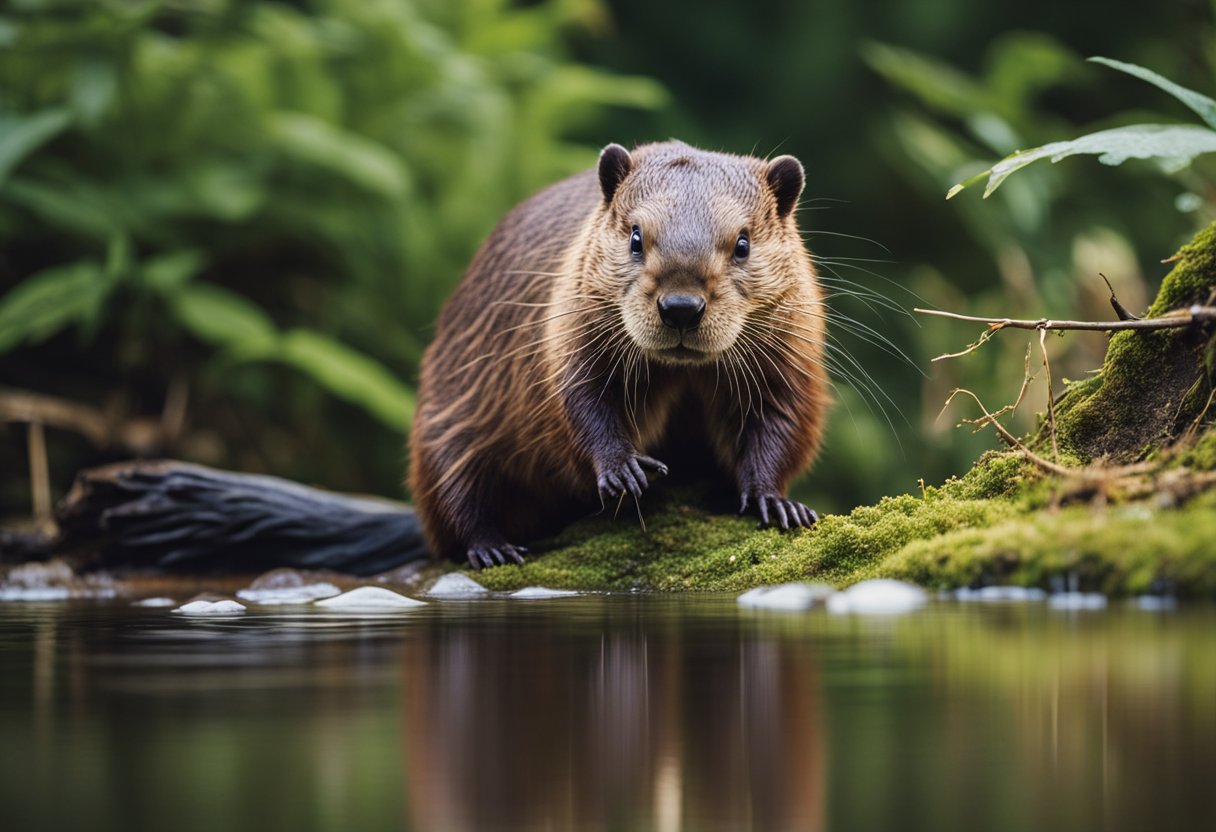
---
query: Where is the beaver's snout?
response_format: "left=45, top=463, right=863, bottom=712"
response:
left=657, top=293, right=706, bottom=331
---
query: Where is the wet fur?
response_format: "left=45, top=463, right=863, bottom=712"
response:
left=409, top=141, right=828, bottom=565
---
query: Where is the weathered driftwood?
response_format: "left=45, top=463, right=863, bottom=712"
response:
left=49, top=460, right=429, bottom=576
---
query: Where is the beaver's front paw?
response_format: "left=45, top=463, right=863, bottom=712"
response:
left=467, top=542, right=528, bottom=569
left=740, top=490, right=818, bottom=530
left=597, top=454, right=668, bottom=503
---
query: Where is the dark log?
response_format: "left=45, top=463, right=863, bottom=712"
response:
left=46, top=460, right=430, bottom=576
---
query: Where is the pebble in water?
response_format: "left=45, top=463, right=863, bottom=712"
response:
left=174, top=599, right=247, bottom=615
left=825, top=579, right=927, bottom=615
left=237, top=583, right=341, bottom=605
left=1047, top=592, right=1108, bottom=610
left=737, top=582, right=835, bottom=611
left=133, top=597, right=177, bottom=608
left=510, top=587, right=579, bottom=599
left=314, top=586, right=427, bottom=610
left=1134, top=595, right=1177, bottom=611
left=426, top=574, right=488, bottom=598
left=0, top=586, right=71, bottom=602
left=955, top=586, right=1047, bottom=602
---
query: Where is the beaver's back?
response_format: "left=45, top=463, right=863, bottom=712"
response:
left=408, top=170, right=602, bottom=556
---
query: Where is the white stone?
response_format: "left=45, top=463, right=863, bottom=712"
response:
left=510, top=587, right=578, bottom=599
left=237, top=582, right=341, bottom=605
left=426, top=574, right=488, bottom=598
left=0, top=586, right=71, bottom=602
left=314, top=586, right=426, bottom=610
left=826, top=579, right=927, bottom=615
left=174, top=599, right=246, bottom=615
left=1047, top=592, right=1108, bottom=610
left=133, top=597, right=177, bottom=608
left=737, top=582, right=835, bottom=611
left=955, top=586, right=1047, bottom=602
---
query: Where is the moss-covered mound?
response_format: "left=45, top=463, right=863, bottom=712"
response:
left=471, top=223, right=1216, bottom=597
left=1051, top=223, right=1216, bottom=462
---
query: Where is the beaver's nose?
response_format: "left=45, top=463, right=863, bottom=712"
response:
left=657, top=294, right=706, bottom=331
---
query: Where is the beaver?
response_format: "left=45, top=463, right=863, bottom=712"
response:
left=409, top=141, right=828, bottom=568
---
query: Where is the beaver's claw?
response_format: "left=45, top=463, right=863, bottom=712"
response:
left=597, top=454, right=668, bottom=503
left=739, top=491, right=818, bottom=531
left=467, top=542, right=528, bottom=570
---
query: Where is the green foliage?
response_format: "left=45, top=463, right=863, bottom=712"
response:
left=0, top=259, right=108, bottom=352
left=0, top=0, right=663, bottom=491
left=950, top=57, right=1216, bottom=197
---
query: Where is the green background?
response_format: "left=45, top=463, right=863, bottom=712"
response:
left=2, top=0, right=1214, bottom=517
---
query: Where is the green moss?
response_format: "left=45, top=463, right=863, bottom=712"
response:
left=471, top=488, right=1014, bottom=593
left=1179, top=430, right=1216, bottom=471
left=880, top=502, right=1216, bottom=598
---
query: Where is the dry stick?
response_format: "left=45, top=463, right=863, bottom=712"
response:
left=942, top=388, right=1154, bottom=481
left=915, top=305, right=1216, bottom=343
left=1038, top=329, right=1059, bottom=461
left=27, top=421, right=51, bottom=523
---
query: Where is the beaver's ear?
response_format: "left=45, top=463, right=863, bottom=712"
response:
left=598, top=143, right=633, bottom=203
left=765, top=155, right=804, bottom=219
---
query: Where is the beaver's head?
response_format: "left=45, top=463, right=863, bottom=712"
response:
left=591, top=141, right=810, bottom=366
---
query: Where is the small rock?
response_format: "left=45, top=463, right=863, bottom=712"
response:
left=314, top=586, right=426, bottom=610
left=0, top=586, right=71, bottom=602
left=426, top=574, right=488, bottom=598
left=1133, top=595, right=1177, bottom=612
left=737, top=582, right=835, bottom=611
left=1047, top=592, right=1108, bottom=610
left=955, top=586, right=1047, bottom=602
left=826, top=579, right=927, bottom=615
left=237, top=582, right=341, bottom=605
left=4, top=560, right=75, bottom=586
left=510, top=587, right=578, bottom=599
left=174, top=599, right=246, bottom=615
left=133, top=597, right=177, bottom=608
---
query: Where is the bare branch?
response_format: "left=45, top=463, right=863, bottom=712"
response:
left=915, top=305, right=1215, bottom=333
left=1039, top=329, right=1059, bottom=461
left=942, top=387, right=1155, bottom=481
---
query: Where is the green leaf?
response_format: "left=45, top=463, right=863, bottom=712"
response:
left=171, top=284, right=277, bottom=349
left=1, top=177, right=122, bottom=239
left=1090, top=57, right=1216, bottom=131
left=950, top=124, right=1216, bottom=198
left=267, top=112, right=410, bottom=199
left=276, top=329, right=414, bottom=431
left=142, top=250, right=207, bottom=294
left=0, top=260, right=108, bottom=353
left=862, top=42, right=991, bottom=118
left=0, top=108, right=72, bottom=187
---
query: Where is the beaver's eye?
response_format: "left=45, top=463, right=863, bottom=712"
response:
left=734, top=231, right=750, bottom=261
left=630, top=225, right=643, bottom=257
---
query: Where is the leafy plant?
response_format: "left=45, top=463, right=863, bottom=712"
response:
left=949, top=57, right=1216, bottom=197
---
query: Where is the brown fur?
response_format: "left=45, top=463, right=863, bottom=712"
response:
left=408, top=141, right=828, bottom=566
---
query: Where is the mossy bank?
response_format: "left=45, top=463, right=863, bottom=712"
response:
left=469, top=223, right=1216, bottom=597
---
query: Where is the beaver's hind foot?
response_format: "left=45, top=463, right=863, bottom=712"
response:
left=467, top=541, right=528, bottom=570
left=740, top=491, right=818, bottom=531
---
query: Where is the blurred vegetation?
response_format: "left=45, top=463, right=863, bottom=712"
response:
left=2, top=0, right=1216, bottom=518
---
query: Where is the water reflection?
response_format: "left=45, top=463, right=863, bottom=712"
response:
left=401, top=604, right=824, bottom=831
left=1, top=598, right=1213, bottom=832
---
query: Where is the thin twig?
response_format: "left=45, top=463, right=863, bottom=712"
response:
left=1039, top=329, right=1059, bottom=461
left=915, top=305, right=1215, bottom=335
left=942, top=387, right=1155, bottom=481
left=28, top=422, right=51, bottom=523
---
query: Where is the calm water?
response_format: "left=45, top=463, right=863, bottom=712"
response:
left=1, top=595, right=1213, bottom=832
